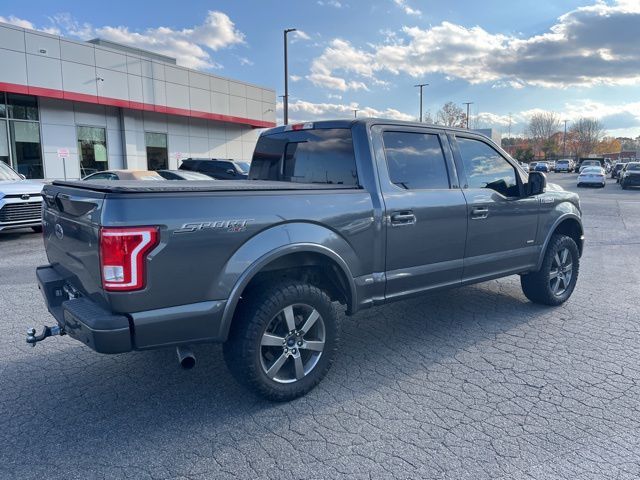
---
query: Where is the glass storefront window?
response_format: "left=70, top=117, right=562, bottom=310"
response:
left=0, top=120, right=9, bottom=166
left=0, top=93, right=6, bottom=118
left=77, top=126, right=108, bottom=177
left=146, top=132, right=168, bottom=171
left=10, top=120, right=43, bottom=178
left=7, top=93, right=39, bottom=121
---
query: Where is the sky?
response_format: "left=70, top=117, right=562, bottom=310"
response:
left=1, top=0, right=639, bottom=138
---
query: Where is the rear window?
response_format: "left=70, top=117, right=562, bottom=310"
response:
left=250, top=129, right=358, bottom=185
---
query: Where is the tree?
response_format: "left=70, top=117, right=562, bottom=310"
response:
left=570, top=118, right=605, bottom=157
left=435, top=102, right=467, bottom=128
left=595, top=137, right=621, bottom=155
left=527, top=112, right=560, bottom=157
left=515, top=147, right=535, bottom=163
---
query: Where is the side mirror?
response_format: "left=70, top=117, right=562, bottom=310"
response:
left=227, top=169, right=236, bottom=175
left=527, top=171, right=546, bottom=196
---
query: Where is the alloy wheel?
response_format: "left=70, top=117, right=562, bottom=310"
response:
left=549, top=247, right=573, bottom=296
left=259, top=304, right=326, bottom=384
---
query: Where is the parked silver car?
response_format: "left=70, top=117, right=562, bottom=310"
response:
left=0, top=162, right=44, bottom=232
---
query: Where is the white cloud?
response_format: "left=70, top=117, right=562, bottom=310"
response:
left=4, top=11, right=245, bottom=70
left=309, top=1, right=640, bottom=90
left=238, top=56, right=254, bottom=66
left=318, top=0, right=343, bottom=8
left=278, top=99, right=414, bottom=123
left=0, top=15, right=59, bottom=34
left=291, top=30, right=311, bottom=42
left=393, top=0, right=422, bottom=16
left=290, top=75, right=302, bottom=82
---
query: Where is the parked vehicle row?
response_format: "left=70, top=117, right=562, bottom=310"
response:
left=619, top=162, right=640, bottom=190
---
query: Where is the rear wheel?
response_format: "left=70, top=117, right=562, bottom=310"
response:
left=223, top=281, right=340, bottom=401
left=521, top=234, right=579, bottom=306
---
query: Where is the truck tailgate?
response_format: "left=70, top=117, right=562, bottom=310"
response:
left=41, top=184, right=106, bottom=306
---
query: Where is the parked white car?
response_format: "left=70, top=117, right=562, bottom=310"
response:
left=0, top=162, right=44, bottom=232
left=577, top=166, right=606, bottom=188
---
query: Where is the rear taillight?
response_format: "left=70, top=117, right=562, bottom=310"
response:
left=99, top=227, right=159, bottom=292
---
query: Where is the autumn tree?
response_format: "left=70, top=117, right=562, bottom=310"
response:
left=527, top=112, right=560, bottom=157
left=595, top=137, right=622, bottom=155
left=570, top=118, right=605, bottom=157
left=435, top=102, right=467, bottom=128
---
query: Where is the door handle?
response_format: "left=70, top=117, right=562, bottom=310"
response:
left=471, top=206, right=489, bottom=219
left=390, top=211, right=416, bottom=227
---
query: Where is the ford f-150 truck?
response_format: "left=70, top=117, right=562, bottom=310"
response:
left=32, top=119, right=584, bottom=401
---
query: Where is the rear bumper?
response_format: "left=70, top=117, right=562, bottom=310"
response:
left=37, top=265, right=228, bottom=354
left=37, top=265, right=132, bottom=353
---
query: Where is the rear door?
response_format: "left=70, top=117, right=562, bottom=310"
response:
left=451, top=134, right=539, bottom=282
left=371, top=126, right=467, bottom=300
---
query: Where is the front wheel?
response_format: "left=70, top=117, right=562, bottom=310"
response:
left=223, top=281, right=340, bottom=401
left=521, top=234, right=579, bottom=306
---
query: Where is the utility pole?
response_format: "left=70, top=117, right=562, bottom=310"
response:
left=353, top=109, right=358, bottom=118
left=463, top=102, right=474, bottom=129
left=508, top=113, right=512, bottom=139
left=563, top=119, right=568, bottom=158
left=414, top=83, right=428, bottom=122
left=283, top=28, right=296, bottom=125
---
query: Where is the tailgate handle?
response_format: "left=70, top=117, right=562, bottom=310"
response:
left=56, top=194, right=99, bottom=217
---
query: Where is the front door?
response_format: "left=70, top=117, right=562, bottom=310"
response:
left=451, top=134, right=539, bottom=282
left=372, top=126, right=468, bottom=300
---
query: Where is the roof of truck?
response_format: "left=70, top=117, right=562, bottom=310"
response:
left=261, top=118, right=484, bottom=137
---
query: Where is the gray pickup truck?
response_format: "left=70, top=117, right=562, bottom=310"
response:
left=33, top=119, right=583, bottom=401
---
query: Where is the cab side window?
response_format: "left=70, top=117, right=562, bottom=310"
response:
left=383, top=131, right=450, bottom=189
left=457, top=137, right=519, bottom=197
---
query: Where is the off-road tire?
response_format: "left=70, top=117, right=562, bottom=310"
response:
left=223, top=282, right=340, bottom=401
left=521, top=234, right=579, bottom=306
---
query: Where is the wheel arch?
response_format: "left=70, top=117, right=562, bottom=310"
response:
left=536, top=214, right=584, bottom=270
left=217, top=224, right=359, bottom=341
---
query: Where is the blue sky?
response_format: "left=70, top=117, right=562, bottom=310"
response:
left=2, top=0, right=639, bottom=137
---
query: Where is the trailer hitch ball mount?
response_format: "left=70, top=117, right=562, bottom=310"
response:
left=26, top=325, right=65, bottom=347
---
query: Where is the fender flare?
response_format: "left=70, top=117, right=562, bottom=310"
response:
left=217, top=227, right=359, bottom=340
left=536, top=212, right=584, bottom=270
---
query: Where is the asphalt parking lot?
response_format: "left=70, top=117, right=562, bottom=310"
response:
left=1, top=174, right=639, bottom=479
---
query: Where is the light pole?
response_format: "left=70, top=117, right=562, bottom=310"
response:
left=463, top=102, right=474, bottom=129
left=562, top=119, right=568, bottom=158
left=283, top=28, right=296, bottom=125
left=414, top=83, right=428, bottom=122
left=353, top=109, right=358, bottom=118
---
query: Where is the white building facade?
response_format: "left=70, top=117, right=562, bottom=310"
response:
left=0, top=23, right=276, bottom=179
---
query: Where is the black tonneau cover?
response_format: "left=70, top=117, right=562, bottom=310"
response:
left=52, top=179, right=359, bottom=194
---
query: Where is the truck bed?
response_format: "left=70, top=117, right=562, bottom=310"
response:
left=52, top=179, right=359, bottom=194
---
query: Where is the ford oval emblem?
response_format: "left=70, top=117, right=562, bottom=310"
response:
left=55, top=223, right=64, bottom=240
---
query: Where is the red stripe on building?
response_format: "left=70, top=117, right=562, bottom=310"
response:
left=0, top=81, right=276, bottom=129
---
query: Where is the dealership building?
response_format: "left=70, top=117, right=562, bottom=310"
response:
left=0, top=22, right=276, bottom=179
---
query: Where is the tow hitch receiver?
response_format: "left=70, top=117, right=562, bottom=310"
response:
left=26, top=325, right=65, bottom=347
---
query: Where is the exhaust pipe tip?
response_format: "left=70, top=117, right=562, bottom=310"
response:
left=176, top=346, right=196, bottom=370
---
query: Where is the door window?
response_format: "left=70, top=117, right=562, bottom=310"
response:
left=382, top=131, right=450, bottom=189
left=145, top=132, right=168, bottom=171
left=78, top=126, right=108, bottom=177
left=457, top=137, right=519, bottom=197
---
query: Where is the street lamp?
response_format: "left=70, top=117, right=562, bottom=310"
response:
left=283, top=28, right=297, bottom=125
left=414, top=83, right=428, bottom=122
left=463, top=102, right=474, bottom=129
left=353, top=109, right=358, bottom=118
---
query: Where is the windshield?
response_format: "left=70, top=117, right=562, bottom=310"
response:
left=583, top=161, right=600, bottom=166
left=582, top=167, right=602, bottom=174
left=557, top=160, right=569, bottom=165
left=627, top=164, right=640, bottom=171
left=0, top=161, right=21, bottom=181
left=235, top=161, right=250, bottom=174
